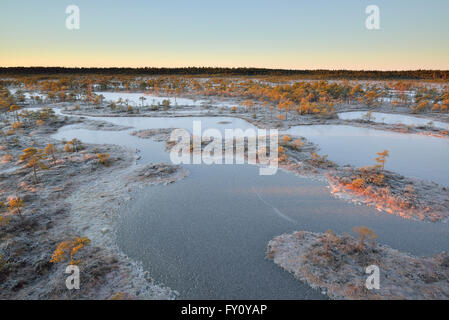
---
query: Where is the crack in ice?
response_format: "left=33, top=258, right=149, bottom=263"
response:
left=252, top=187, right=297, bottom=224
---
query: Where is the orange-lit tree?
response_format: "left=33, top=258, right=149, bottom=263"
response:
left=8, top=197, right=25, bottom=218
left=375, top=150, right=389, bottom=171
left=353, top=226, right=378, bottom=251
left=19, top=147, right=48, bottom=184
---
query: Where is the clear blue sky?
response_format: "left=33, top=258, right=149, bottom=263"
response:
left=1, top=0, right=448, bottom=70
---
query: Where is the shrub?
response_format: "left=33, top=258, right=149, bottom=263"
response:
left=2, top=153, right=13, bottom=163
left=353, top=226, right=378, bottom=251
left=44, top=143, right=57, bottom=162
left=310, top=152, right=330, bottom=166
left=50, top=237, right=91, bottom=265
left=161, top=99, right=171, bottom=110
left=282, top=135, right=292, bottom=144
left=0, top=215, right=11, bottom=227
left=351, top=178, right=365, bottom=189
left=11, top=122, right=22, bottom=129
left=291, top=139, right=304, bottom=151
left=7, top=197, right=25, bottom=218
left=64, top=138, right=83, bottom=153
left=97, top=153, right=110, bottom=166
left=109, top=292, right=128, bottom=300
left=359, top=166, right=385, bottom=186
left=278, top=146, right=288, bottom=162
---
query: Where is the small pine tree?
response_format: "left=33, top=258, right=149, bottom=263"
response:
left=44, top=143, right=57, bottom=162
left=375, top=150, right=389, bottom=171
left=8, top=197, right=25, bottom=218
left=353, top=226, right=378, bottom=251
left=19, top=147, right=48, bottom=184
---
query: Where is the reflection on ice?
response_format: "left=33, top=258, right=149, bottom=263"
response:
left=286, top=125, right=449, bottom=186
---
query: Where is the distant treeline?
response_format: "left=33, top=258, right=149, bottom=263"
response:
left=0, top=67, right=448, bottom=80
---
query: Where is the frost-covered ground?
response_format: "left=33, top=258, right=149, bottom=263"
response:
left=267, top=231, right=449, bottom=300
left=8, top=88, right=47, bottom=101
left=0, top=111, right=183, bottom=299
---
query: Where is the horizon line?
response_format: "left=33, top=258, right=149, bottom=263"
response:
left=1, top=66, right=449, bottom=73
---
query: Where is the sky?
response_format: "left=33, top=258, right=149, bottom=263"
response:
left=0, top=0, right=448, bottom=70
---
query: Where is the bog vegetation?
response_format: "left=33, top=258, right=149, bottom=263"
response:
left=1, top=73, right=448, bottom=125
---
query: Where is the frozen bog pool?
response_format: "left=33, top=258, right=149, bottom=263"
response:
left=95, top=91, right=204, bottom=107
left=49, top=112, right=449, bottom=299
left=95, top=91, right=242, bottom=109
left=338, top=111, right=449, bottom=130
left=52, top=116, right=257, bottom=164
left=116, top=164, right=449, bottom=299
left=84, top=115, right=256, bottom=133
left=26, top=107, right=64, bottom=116
left=286, top=125, right=449, bottom=186
left=9, top=88, right=47, bottom=101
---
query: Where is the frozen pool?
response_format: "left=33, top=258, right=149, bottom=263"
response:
left=286, top=125, right=449, bottom=186
left=94, top=91, right=244, bottom=111
left=95, top=91, right=204, bottom=107
left=338, top=111, right=449, bottom=130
